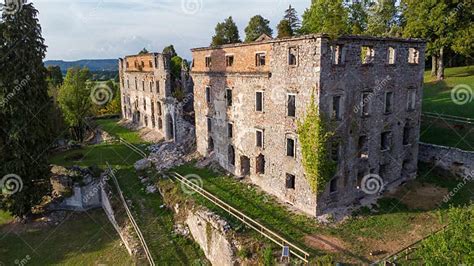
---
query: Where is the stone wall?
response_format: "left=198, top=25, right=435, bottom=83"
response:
left=419, top=143, right=474, bottom=178
left=191, top=35, right=426, bottom=217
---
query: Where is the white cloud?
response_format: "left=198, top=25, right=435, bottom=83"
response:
left=34, top=0, right=308, bottom=60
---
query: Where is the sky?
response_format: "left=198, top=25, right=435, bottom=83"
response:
left=34, top=0, right=310, bottom=61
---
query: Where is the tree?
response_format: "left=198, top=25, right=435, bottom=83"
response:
left=46, top=66, right=63, bottom=87
left=138, top=48, right=149, bottom=54
left=284, top=5, right=301, bottom=33
left=211, top=16, right=241, bottom=46
left=162, top=45, right=177, bottom=58
left=0, top=3, right=56, bottom=218
left=301, top=0, right=349, bottom=38
left=244, top=15, right=273, bottom=42
left=57, top=68, right=92, bottom=141
left=347, top=0, right=370, bottom=34
left=366, top=0, right=398, bottom=37
left=403, top=0, right=474, bottom=80
left=277, top=19, right=293, bottom=38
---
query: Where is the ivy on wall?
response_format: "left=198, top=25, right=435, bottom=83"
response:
left=297, top=90, right=336, bottom=194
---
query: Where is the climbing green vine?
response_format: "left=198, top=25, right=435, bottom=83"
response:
left=297, top=90, right=336, bottom=194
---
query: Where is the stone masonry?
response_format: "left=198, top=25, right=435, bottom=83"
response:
left=191, top=34, right=426, bottom=216
left=119, top=53, right=177, bottom=141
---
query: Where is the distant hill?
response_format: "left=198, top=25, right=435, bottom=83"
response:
left=44, top=59, right=118, bottom=73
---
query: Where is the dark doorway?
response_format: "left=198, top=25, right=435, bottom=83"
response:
left=256, top=154, right=265, bottom=174
left=240, top=156, right=250, bottom=176
left=166, top=114, right=174, bottom=140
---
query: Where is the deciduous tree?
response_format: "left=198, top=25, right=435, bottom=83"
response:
left=244, top=15, right=273, bottom=42
left=301, top=0, right=349, bottom=38
left=366, top=0, right=398, bottom=37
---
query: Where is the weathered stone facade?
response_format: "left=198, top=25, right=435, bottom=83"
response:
left=118, top=53, right=176, bottom=141
left=191, top=34, right=426, bottom=216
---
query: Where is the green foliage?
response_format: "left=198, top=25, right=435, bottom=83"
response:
left=138, top=47, right=149, bottom=54
left=366, top=0, right=398, bottom=36
left=284, top=5, right=301, bottom=33
left=0, top=3, right=55, bottom=217
left=244, top=15, right=273, bottom=42
left=415, top=205, right=474, bottom=264
left=277, top=19, right=293, bottom=38
left=297, top=91, right=336, bottom=193
left=347, top=0, right=370, bottom=34
left=261, top=246, right=274, bottom=266
left=301, top=0, right=349, bottom=38
left=46, top=66, right=63, bottom=87
left=162, top=45, right=177, bottom=57
left=170, top=55, right=183, bottom=79
left=92, top=80, right=121, bottom=116
left=211, top=16, right=241, bottom=46
left=57, top=67, right=92, bottom=141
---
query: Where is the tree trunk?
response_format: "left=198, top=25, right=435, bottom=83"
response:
left=431, top=55, right=438, bottom=77
left=437, top=48, right=445, bottom=81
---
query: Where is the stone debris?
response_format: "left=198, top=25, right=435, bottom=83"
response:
left=146, top=185, right=157, bottom=194
left=134, top=159, right=152, bottom=171
left=173, top=223, right=190, bottom=237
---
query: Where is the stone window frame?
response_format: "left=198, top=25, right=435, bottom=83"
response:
left=127, top=79, right=130, bottom=89
left=407, top=87, right=417, bottom=111
left=227, top=122, right=233, bottom=139
left=288, top=46, right=298, bottom=66
left=205, top=86, right=211, bottom=104
left=361, top=45, right=375, bottom=65
left=226, top=87, right=233, bottom=107
left=384, top=91, right=394, bottom=114
left=285, top=134, right=297, bottom=158
left=387, top=46, right=396, bottom=65
left=331, top=95, right=343, bottom=121
left=149, top=80, right=153, bottom=93
left=381, top=131, right=392, bottom=152
left=205, top=55, right=212, bottom=68
left=225, top=54, right=235, bottom=67
left=256, top=128, right=264, bottom=149
left=408, top=47, right=420, bottom=65
left=156, top=80, right=160, bottom=94
left=255, top=91, right=264, bottom=112
left=331, top=44, right=346, bottom=65
left=142, top=80, right=145, bottom=91
left=207, top=117, right=212, bottom=133
left=285, top=173, right=296, bottom=190
left=255, top=52, right=266, bottom=67
left=287, top=93, right=297, bottom=118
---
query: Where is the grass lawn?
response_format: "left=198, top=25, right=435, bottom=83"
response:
left=170, top=162, right=474, bottom=264
left=95, top=118, right=146, bottom=144
left=48, top=121, right=207, bottom=264
left=0, top=210, right=133, bottom=265
left=421, top=65, right=474, bottom=151
left=0, top=210, right=12, bottom=225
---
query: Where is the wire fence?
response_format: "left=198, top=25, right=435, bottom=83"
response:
left=422, top=112, right=474, bottom=125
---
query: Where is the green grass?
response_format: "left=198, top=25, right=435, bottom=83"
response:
left=421, top=65, right=474, bottom=151
left=0, top=210, right=133, bottom=265
left=0, top=210, right=12, bottom=225
left=48, top=122, right=207, bottom=264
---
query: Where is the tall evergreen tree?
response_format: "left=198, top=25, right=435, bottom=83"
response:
left=277, top=19, right=293, bottom=38
left=366, top=0, right=398, bottom=37
left=284, top=5, right=301, bottom=33
left=0, top=3, right=55, bottom=217
left=244, top=15, right=273, bottom=42
left=211, top=16, right=241, bottom=46
left=301, top=0, right=349, bottom=38
left=162, top=45, right=177, bottom=57
left=347, top=0, right=370, bottom=34
left=46, top=66, right=63, bottom=87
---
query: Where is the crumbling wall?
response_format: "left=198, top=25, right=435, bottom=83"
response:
left=419, top=143, right=474, bottom=179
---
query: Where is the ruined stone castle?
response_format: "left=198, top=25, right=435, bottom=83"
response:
left=119, top=53, right=177, bottom=141
left=190, top=35, right=425, bottom=216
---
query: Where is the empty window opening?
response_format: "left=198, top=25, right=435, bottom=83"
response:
left=208, top=137, right=215, bottom=152
left=288, top=47, right=297, bottom=65
left=332, top=95, right=342, bottom=120
left=286, top=174, right=296, bottom=189
left=287, top=94, right=296, bottom=117
left=256, top=154, right=265, bottom=174
left=403, top=125, right=411, bottom=145
left=144, top=115, right=148, bottom=127
left=205, top=56, right=212, bottom=67
left=149, top=61, right=153, bottom=68
left=142, top=80, right=145, bottom=91
left=155, top=57, right=159, bottom=68
left=158, top=118, right=163, bottom=129
left=362, top=92, right=371, bottom=117
left=150, top=81, right=153, bottom=92
left=126, top=62, right=130, bottom=68
left=141, top=61, right=145, bottom=68
left=228, top=145, right=235, bottom=166
left=256, top=130, right=264, bottom=148
left=256, top=91, right=263, bottom=112
left=408, top=48, right=419, bottom=64
left=358, top=135, right=368, bottom=158
left=206, top=86, right=211, bottom=103
left=134, top=77, right=138, bottom=90
left=157, top=101, right=162, bottom=116
left=240, top=156, right=250, bottom=176
left=143, top=99, right=146, bottom=110
left=286, top=138, right=295, bottom=157
left=226, top=88, right=233, bottom=107
left=207, top=117, right=212, bottom=133
left=156, top=81, right=160, bottom=93
left=361, top=46, right=375, bottom=64
left=384, top=92, right=393, bottom=113
left=331, top=45, right=345, bottom=65
left=381, top=131, right=392, bottom=151
left=407, top=88, right=416, bottom=111
left=228, top=123, right=233, bottom=138
left=388, top=47, right=396, bottom=64
left=256, top=53, right=266, bottom=66
left=127, top=79, right=130, bottom=89
left=331, top=141, right=340, bottom=162
left=330, top=178, right=338, bottom=193
left=226, top=55, right=234, bottom=67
